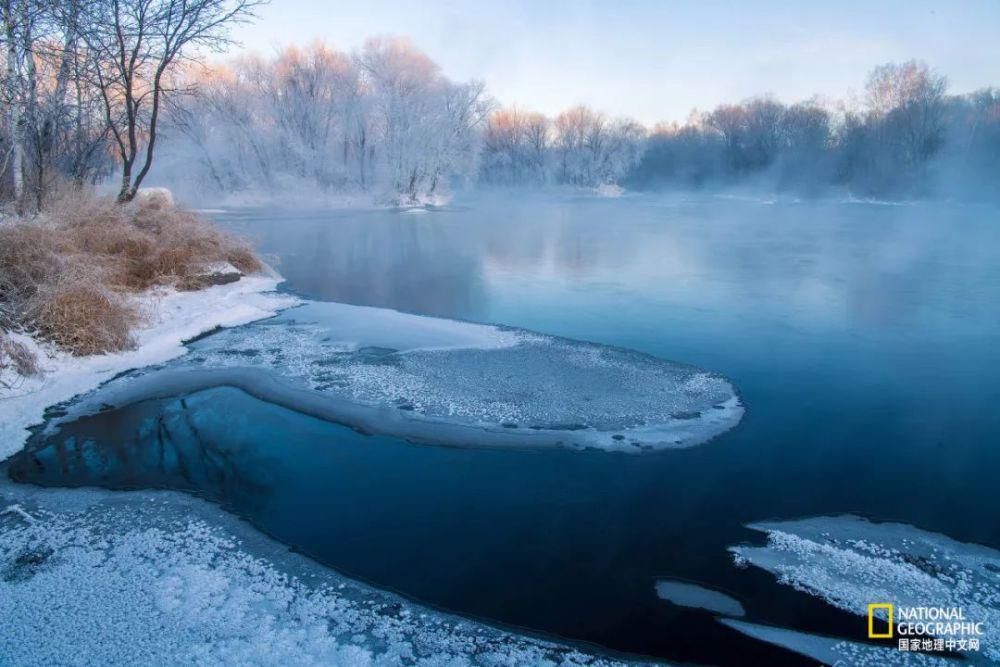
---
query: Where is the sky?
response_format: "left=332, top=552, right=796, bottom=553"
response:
left=226, top=0, right=1000, bottom=125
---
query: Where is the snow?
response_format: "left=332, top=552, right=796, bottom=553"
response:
left=730, top=515, right=1000, bottom=662
left=289, top=301, right=526, bottom=352
left=0, top=274, right=298, bottom=460
left=0, top=479, right=636, bottom=666
left=595, top=184, right=625, bottom=198
left=199, top=261, right=242, bottom=276
left=654, top=580, right=745, bottom=617
left=48, top=301, right=744, bottom=452
left=136, top=186, right=175, bottom=205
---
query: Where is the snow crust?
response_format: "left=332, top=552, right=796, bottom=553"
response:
left=53, top=301, right=743, bottom=452
left=0, top=275, right=298, bottom=460
left=0, top=480, right=634, bottom=666
left=730, top=515, right=1000, bottom=663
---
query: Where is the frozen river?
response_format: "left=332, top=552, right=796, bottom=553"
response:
left=6, top=192, right=1000, bottom=665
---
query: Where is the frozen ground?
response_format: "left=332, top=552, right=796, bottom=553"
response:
left=51, top=301, right=743, bottom=452
left=0, top=275, right=298, bottom=460
left=0, top=478, right=640, bottom=666
left=730, top=515, right=1000, bottom=664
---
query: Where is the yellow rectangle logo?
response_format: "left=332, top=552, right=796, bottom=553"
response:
left=868, top=603, right=894, bottom=638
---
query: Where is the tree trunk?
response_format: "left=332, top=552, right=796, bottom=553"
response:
left=117, top=163, right=134, bottom=202
left=3, top=0, right=23, bottom=204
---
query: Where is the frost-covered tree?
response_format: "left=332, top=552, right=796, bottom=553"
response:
left=478, top=105, right=642, bottom=188
left=479, top=107, right=550, bottom=185
left=552, top=106, right=644, bottom=187
left=161, top=39, right=490, bottom=203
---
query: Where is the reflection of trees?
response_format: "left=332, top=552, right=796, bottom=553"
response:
left=249, top=211, right=488, bottom=320
left=10, top=397, right=273, bottom=511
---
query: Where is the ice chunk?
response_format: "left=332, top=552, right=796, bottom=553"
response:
left=654, top=580, right=745, bottom=617
left=0, top=480, right=637, bottom=666
left=730, top=515, right=1000, bottom=662
left=50, top=301, right=743, bottom=452
left=720, top=619, right=954, bottom=666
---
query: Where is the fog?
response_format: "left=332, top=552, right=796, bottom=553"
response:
left=148, top=43, right=998, bottom=205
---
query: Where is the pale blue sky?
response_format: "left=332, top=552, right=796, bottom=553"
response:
left=227, top=0, right=1000, bottom=124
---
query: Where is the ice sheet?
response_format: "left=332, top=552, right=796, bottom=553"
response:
left=51, top=301, right=744, bottom=452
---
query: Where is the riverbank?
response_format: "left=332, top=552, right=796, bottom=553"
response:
left=0, top=191, right=299, bottom=459
left=0, top=272, right=297, bottom=460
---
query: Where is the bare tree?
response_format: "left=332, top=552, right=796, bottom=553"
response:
left=77, top=0, right=262, bottom=203
left=1, top=0, right=48, bottom=207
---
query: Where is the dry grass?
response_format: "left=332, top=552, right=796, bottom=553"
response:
left=0, top=190, right=262, bottom=357
left=0, top=331, right=39, bottom=388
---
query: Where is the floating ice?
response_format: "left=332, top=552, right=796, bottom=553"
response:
left=50, top=301, right=743, bottom=452
left=720, top=619, right=954, bottom=666
left=0, top=480, right=637, bottom=666
left=730, top=515, right=1000, bottom=663
left=654, top=580, right=745, bottom=617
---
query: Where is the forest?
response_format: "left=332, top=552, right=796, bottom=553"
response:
left=2, top=1, right=998, bottom=207
left=159, top=49, right=1000, bottom=201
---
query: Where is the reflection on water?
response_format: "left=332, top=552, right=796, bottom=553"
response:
left=12, top=393, right=275, bottom=513
left=225, top=194, right=1000, bottom=340
left=10, top=193, right=1000, bottom=666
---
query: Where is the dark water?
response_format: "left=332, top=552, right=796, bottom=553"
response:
left=10, top=193, right=1000, bottom=665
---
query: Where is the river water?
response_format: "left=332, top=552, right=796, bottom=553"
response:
left=9, top=192, right=1000, bottom=665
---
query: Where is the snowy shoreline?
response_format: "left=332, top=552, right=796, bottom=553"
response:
left=0, top=273, right=299, bottom=461
left=0, top=475, right=638, bottom=666
left=0, top=271, right=649, bottom=666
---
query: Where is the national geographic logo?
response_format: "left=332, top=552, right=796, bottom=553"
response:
left=868, top=603, right=893, bottom=639
left=868, top=603, right=985, bottom=655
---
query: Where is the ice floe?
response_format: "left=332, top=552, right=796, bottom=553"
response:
left=0, top=479, right=639, bottom=666
left=654, top=580, right=745, bottom=617
left=47, top=301, right=743, bottom=452
left=730, top=515, right=1000, bottom=663
left=720, top=619, right=954, bottom=666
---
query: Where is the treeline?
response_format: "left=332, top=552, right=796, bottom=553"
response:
left=163, top=39, right=491, bottom=204
left=629, top=62, right=1000, bottom=198
left=160, top=51, right=998, bottom=201
left=478, top=106, right=646, bottom=187
left=161, top=45, right=648, bottom=198
left=3, top=6, right=996, bottom=207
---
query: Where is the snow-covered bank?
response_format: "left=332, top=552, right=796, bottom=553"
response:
left=0, top=478, right=637, bottom=666
left=0, top=275, right=298, bottom=460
